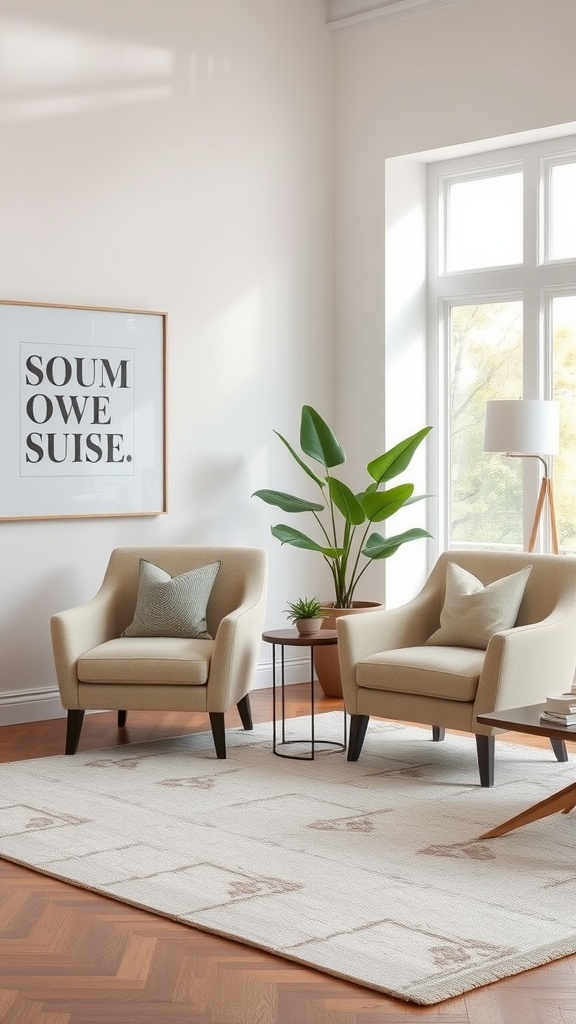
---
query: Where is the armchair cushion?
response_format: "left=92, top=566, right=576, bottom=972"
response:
left=78, top=637, right=213, bottom=685
left=356, top=646, right=484, bottom=701
left=122, top=558, right=220, bottom=639
left=426, top=562, right=532, bottom=650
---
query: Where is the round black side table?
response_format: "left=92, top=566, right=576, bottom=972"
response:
left=262, top=629, right=347, bottom=760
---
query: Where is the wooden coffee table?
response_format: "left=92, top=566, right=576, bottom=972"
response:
left=476, top=704, right=576, bottom=838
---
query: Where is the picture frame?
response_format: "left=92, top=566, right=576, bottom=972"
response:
left=0, top=300, right=167, bottom=521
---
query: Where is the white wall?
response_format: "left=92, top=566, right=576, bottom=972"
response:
left=0, top=0, right=334, bottom=723
left=333, top=0, right=576, bottom=605
left=7, top=0, right=576, bottom=724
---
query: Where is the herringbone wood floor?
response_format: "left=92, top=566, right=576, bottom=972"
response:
left=1, top=685, right=576, bottom=1023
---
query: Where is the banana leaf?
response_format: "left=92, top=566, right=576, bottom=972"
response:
left=367, top=426, right=431, bottom=485
left=362, top=527, right=431, bottom=559
left=300, top=405, right=346, bottom=469
left=252, top=489, right=324, bottom=514
left=271, top=524, right=342, bottom=558
left=361, top=483, right=413, bottom=522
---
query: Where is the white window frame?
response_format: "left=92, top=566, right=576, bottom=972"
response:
left=428, top=135, right=576, bottom=553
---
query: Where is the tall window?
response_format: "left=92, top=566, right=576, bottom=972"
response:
left=428, top=138, right=576, bottom=553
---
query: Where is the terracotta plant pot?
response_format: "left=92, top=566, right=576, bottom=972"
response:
left=314, top=602, right=383, bottom=698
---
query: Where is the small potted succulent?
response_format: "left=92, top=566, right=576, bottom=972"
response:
left=284, top=596, right=324, bottom=636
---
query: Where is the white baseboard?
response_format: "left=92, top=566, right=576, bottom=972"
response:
left=254, top=651, right=311, bottom=689
left=0, top=654, right=311, bottom=727
left=0, top=687, right=65, bottom=726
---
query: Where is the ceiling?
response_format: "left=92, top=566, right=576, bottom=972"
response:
left=326, top=0, right=470, bottom=35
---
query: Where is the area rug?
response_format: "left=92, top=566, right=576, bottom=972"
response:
left=1, top=714, right=576, bottom=1005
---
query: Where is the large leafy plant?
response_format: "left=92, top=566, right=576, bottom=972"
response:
left=253, top=405, right=432, bottom=609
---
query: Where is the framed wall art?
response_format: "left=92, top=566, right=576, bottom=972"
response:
left=0, top=300, right=167, bottom=521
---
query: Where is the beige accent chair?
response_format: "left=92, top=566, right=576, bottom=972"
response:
left=337, top=550, right=576, bottom=786
left=50, top=546, right=267, bottom=758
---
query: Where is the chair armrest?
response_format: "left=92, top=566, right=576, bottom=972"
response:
left=474, top=613, right=576, bottom=722
left=50, top=588, right=118, bottom=708
left=337, top=592, right=439, bottom=712
left=206, top=584, right=267, bottom=711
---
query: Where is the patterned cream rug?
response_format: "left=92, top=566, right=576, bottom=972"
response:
left=1, top=713, right=576, bottom=1006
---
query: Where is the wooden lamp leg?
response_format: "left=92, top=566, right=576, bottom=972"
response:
left=528, top=477, right=559, bottom=554
left=547, top=477, right=559, bottom=554
left=528, top=477, right=548, bottom=553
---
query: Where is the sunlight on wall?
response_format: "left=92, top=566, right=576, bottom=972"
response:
left=386, top=205, right=426, bottom=307
left=385, top=158, right=430, bottom=604
left=0, top=18, right=173, bottom=118
left=189, top=52, right=231, bottom=97
left=384, top=161, right=427, bottom=442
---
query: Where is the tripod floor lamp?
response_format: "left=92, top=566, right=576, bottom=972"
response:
left=483, top=399, right=560, bottom=554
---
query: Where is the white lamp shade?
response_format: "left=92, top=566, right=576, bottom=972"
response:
left=483, top=400, right=560, bottom=455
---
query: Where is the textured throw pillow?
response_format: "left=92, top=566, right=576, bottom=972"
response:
left=122, top=559, right=221, bottom=639
left=426, top=562, right=532, bottom=650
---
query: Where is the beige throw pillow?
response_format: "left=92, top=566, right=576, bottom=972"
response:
left=122, top=558, right=220, bottom=639
left=426, top=562, right=532, bottom=650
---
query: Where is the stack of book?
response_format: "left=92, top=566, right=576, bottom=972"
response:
left=540, top=687, right=576, bottom=726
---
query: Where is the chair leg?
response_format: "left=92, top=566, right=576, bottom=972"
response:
left=475, top=734, right=495, bottom=787
left=65, top=710, right=85, bottom=755
left=347, top=714, right=370, bottom=761
left=550, top=736, right=568, bottom=762
left=209, top=712, right=227, bottom=759
left=432, top=726, right=445, bottom=742
left=117, top=710, right=127, bottom=728
left=236, top=694, right=253, bottom=731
